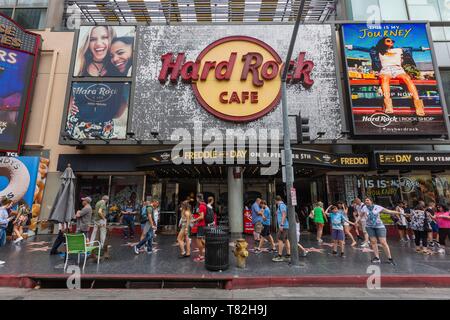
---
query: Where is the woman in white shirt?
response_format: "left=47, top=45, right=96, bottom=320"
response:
left=358, top=197, right=400, bottom=265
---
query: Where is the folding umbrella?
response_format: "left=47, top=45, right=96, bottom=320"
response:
left=48, top=164, right=76, bottom=224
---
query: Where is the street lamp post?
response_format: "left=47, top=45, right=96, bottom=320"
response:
left=280, top=0, right=307, bottom=267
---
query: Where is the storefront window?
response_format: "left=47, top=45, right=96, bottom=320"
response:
left=110, top=176, right=144, bottom=210
left=328, top=175, right=346, bottom=204
left=400, top=174, right=437, bottom=207
left=17, top=0, right=48, bottom=6
left=432, top=175, right=450, bottom=206
left=357, top=175, right=402, bottom=208
left=77, top=175, right=110, bottom=208
left=14, top=8, right=46, bottom=29
left=407, top=0, right=443, bottom=21
left=349, top=0, right=408, bottom=21
left=0, top=7, right=12, bottom=16
left=441, top=70, right=450, bottom=109
left=0, top=0, right=48, bottom=29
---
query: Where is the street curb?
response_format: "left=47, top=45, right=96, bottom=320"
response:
left=1, top=274, right=450, bottom=289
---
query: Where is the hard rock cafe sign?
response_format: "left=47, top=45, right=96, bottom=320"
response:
left=158, top=36, right=315, bottom=122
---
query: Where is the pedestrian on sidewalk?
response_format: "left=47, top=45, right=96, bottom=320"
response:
left=12, top=201, right=30, bottom=244
left=325, top=205, right=355, bottom=257
left=251, top=198, right=264, bottom=248
left=256, top=200, right=276, bottom=253
left=134, top=200, right=156, bottom=255
left=353, top=198, right=369, bottom=247
left=121, top=200, right=137, bottom=240
left=425, top=201, right=439, bottom=247
left=404, top=202, right=415, bottom=241
left=272, top=196, right=291, bottom=262
left=410, top=203, right=433, bottom=255
left=75, top=197, right=92, bottom=238
left=133, top=203, right=156, bottom=254
left=359, top=198, right=397, bottom=265
left=177, top=200, right=191, bottom=258
left=206, top=197, right=217, bottom=227
left=152, top=200, right=160, bottom=240
left=310, top=202, right=327, bottom=244
left=0, top=198, right=14, bottom=247
left=394, top=201, right=409, bottom=242
left=90, top=195, right=109, bottom=248
left=337, top=201, right=357, bottom=247
left=436, top=204, right=450, bottom=253
left=50, top=222, right=68, bottom=255
left=295, top=211, right=308, bottom=257
left=191, top=193, right=207, bottom=262
left=139, top=200, right=150, bottom=242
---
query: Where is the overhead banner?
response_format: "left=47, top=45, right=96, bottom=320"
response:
left=137, top=149, right=370, bottom=169
left=0, top=13, right=41, bottom=153
left=65, top=82, right=131, bottom=140
left=376, top=151, right=450, bottom=167
left=341, top=23, right=448, bottom=136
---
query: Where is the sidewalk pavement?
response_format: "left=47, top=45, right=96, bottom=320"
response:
left=0, top=231, right=449, bottom=288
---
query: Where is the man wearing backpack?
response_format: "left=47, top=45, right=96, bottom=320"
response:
left=139, top=200, right=150, bottom=243
left=191, top=193, right=207, bottom=262
left=134, top=201, right=156, bottom=255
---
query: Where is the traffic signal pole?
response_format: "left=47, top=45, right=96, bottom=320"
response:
left=280, top=0, right=307, bottom=267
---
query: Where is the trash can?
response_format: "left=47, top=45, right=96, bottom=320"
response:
left=217, top=225, right=230, bottom=235
left=205, top=227, right=229, bottom=271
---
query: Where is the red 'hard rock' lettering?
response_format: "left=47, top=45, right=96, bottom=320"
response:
left=158, top=51, right=315, bottom=89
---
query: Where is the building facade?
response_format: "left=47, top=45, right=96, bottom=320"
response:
left=1, top=0, right=450, bottom=235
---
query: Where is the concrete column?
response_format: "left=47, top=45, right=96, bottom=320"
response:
left=46, top=0, right=65, bottom=30
left=228, top=167, right=244, bottom=236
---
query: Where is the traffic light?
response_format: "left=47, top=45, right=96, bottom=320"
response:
left=296, top=115, right=310, bottom=143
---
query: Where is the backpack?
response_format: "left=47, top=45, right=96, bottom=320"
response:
left=141, top=205, right=152, bottom=223
left=205, top=205, right=214, bottom=224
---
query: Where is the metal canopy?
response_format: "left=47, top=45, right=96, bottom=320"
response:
left=65, top=0, right=336, bottom=24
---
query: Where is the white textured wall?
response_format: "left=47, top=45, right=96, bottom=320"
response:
left=132, top=25, right=342, bottom=141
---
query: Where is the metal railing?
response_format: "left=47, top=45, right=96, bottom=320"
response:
left=63, top=0, right=336, bottom=25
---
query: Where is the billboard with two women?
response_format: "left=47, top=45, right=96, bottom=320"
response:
left=341, top=23, right=448, bottom=136
left=74, top=26, right=135, bottom=77
left=66, top=26, right=135, bottom=140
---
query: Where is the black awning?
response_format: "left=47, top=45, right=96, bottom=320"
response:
left=57, top=154, right=138, bottom=172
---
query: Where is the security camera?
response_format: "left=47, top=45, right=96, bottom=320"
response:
left=151, top=129, right=159, bottom=139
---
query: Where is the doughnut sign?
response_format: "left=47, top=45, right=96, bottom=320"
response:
left=0, top=156, right=49, bottom=232
left=0, top=13, right=41, bottom=153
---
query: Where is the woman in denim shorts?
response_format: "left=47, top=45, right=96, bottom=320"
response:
left=359, top=198, right=401, bottom=265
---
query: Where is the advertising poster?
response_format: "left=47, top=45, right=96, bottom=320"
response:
left=243, top=208, right=254, bottom=234
left=342, top=23, right=448, bottom=136
left=74, top=26, right=136, bottom=77
left=0, top=48, right=34, bottom=150
left=0, top=156, right=49, bottom=233
left=65, top=82, right=131, bottom=140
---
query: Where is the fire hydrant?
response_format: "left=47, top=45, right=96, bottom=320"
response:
left=233, top=239, right=249, bottom=268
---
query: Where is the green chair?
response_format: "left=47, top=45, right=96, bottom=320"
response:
left=64, top=233, right=101, bottom=271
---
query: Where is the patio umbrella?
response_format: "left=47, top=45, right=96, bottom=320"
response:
left=48, top=164, right=76, bottom=224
